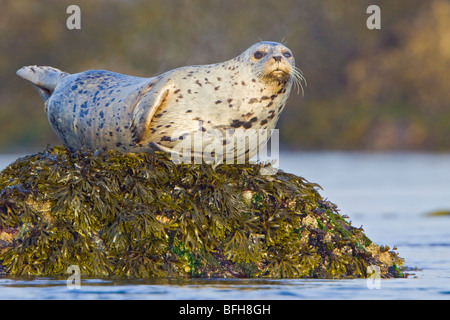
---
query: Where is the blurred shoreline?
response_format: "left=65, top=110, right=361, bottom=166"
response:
left=1, top=0, right=449, bottom=151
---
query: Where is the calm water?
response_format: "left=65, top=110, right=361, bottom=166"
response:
left=0, top=151, right=449, bottom=300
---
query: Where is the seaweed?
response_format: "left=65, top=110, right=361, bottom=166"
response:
left=0, top=146, right=404, bottom=279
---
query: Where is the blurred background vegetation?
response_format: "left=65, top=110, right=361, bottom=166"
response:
left=0, top=0, right=449, bottom=152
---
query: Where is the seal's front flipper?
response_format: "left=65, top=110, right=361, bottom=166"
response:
left=16, top=66, right=68, bottom=102
left=131, top=80, right=173, bottom=144
left=148, top=141, right=174, bottom=153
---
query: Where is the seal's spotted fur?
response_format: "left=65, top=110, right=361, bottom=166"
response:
left=17, top=42, right=303, bottom=159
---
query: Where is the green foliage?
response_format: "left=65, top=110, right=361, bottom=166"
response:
left=0, top=146, right=404, bottom=279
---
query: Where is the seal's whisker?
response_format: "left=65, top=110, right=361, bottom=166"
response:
left=291, top=66, right=306, bottom=96
left=255, top=66, right=266, bottom=80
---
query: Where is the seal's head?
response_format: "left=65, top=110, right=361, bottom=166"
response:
left=242, top=41, right=305, bottom=94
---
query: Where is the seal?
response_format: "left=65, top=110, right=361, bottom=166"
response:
left=17, top=41, right=304, bottom=161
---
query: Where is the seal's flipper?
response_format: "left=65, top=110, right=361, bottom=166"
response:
left=131, top=80, right=172, bottom=144
left=148, top=141, right=174, bottom=153
left=16, top=66, right=68, bottom=102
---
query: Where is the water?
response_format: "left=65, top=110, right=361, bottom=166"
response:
left=1, top=151, right=450, bottom=300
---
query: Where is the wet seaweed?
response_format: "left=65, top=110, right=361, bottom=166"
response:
left=0, top=146, right=404, bottom=279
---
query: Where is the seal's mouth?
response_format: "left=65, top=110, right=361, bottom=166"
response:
left=268, top=69, right=290, bottom=81
left=271, top=70, right=288, bottom=77
left=255, top=60, right=295, bottom=85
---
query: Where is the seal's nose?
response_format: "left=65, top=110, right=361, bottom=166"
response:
left=273, top=55, right=282, bottom=62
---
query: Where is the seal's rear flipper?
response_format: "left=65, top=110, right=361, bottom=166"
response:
left=16, top=66, right=68, bottom=102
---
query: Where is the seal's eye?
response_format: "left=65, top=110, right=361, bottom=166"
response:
left=283, top=52, right=292, bottom=58
left=253, top=51, right=265, bottom=59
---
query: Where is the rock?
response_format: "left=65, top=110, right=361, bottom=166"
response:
left=0, top=146, right=404, bottom=278
left=427, top=210, right=450, bottom=217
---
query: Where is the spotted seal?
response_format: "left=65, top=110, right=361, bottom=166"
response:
left=17, top=41, right=304, bottom=161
